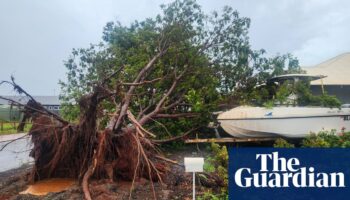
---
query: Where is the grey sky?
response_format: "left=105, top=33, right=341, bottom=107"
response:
left=0, top=0, right=349, bottom=95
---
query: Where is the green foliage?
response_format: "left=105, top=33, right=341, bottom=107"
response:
left=275, top=82, right=292, bottom=105
left=273, top=131, right=350, bottom=148
left=295, top=82, right=341, bottom=108
left=59, top=102, right=80, bottom=122
left=270, top=54, right=303, bottom=77
left=61, top=0, right=233, bottom=131
left=203, top=159, right=216, bottom=173
left=273, top=138, right=295, bottom=148
left=252, top=80, right=341, bottom=108
left=61, top=0, right=293, bottom=138
left=236, top=53, right=340, bottom=108
left=201, top=143, right=228, bottom=199
left=60, top=0, right=309, bottom=126
left=302, top=130, right=340, bottom=147
left=204, top=143, right=228, bottom=175
left=0, top=122, right=32, bottom=135
left=185, top=89, right=205, bottom=112
left=198, top=191, right=228, bottom=200
left=233, top=53, right=304, bottom=105
left=263, top=100, right=274, bottom=109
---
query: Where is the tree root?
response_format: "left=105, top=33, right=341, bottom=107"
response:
left=0, top=76, right=193, bottom=200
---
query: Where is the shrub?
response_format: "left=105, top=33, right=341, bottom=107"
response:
left=273, top=138, right=295, bottom=148
left=273, top=131, right=350, bottom=148
left=200, top=143, right=228, bottom=199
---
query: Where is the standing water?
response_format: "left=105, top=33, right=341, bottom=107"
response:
left=0, top=133, right=33, bottom=172
left=20, top=178, right=76, bottom=195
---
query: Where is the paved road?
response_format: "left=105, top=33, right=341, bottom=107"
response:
left=0, top=133, right=33, bottom=172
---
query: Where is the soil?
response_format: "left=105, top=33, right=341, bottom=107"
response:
left=0, top=144, right=215, bottom=200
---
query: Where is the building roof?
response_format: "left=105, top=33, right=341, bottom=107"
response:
left=303, top=52, right=350, bottom=85
left=0, top=96, right=60, bottom=105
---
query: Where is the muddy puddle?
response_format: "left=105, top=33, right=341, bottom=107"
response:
left=20, top=178, right=76, bottom=195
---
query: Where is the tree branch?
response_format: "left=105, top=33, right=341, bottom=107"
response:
left=151, top=127, right=200, bottom=143
left=113, top=50, right=167, bottom=131
left=121, top=77, right=162, bottom=86
left=0, top=76, right=35, bottom=102
left=162, top=96, right=185, bottom=111
left=153, top=113, right=199, bottom=118
left=138, top=69, right=187, bottom=126
left=101, top=65, right=125, bottom=85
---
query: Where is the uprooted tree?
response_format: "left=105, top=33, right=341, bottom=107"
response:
left=0, top=0, right=303, bottom=199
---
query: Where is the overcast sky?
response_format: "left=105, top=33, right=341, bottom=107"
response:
left=0, top=0, right=349, bottom=95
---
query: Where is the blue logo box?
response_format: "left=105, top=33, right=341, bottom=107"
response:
left=229, top=148, right=350, bottom=200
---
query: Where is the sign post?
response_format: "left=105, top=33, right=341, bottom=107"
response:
left=184, top=157, right=204, bottom=200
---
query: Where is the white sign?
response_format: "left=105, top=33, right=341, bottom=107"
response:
left=184, top=157, right=204, bottom=200
left=184, top=157, right=204, bottom=172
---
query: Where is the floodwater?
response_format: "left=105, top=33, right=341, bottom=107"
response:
left=0, top=133, right=33, bottom=172
left=20, top=178, right=76, bottom=195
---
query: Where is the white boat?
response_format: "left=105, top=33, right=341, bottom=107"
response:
left=217, top=106, right=350, bottom=138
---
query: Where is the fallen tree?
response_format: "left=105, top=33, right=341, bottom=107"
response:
left=1, top=77, right=174, bottom=200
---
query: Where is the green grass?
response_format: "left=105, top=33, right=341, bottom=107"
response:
left=0, top=122, right=32, bottom=135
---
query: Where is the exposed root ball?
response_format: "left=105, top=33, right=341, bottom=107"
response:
left=23, top=97, right=166, bottom=199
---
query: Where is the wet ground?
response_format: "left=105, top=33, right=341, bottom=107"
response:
left=0, top=133, right=33, bottom=172
left=0, top=144, right=215, bottom=200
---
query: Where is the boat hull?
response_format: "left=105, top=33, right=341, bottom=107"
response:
left=218, top=106, right=350, bottom=138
